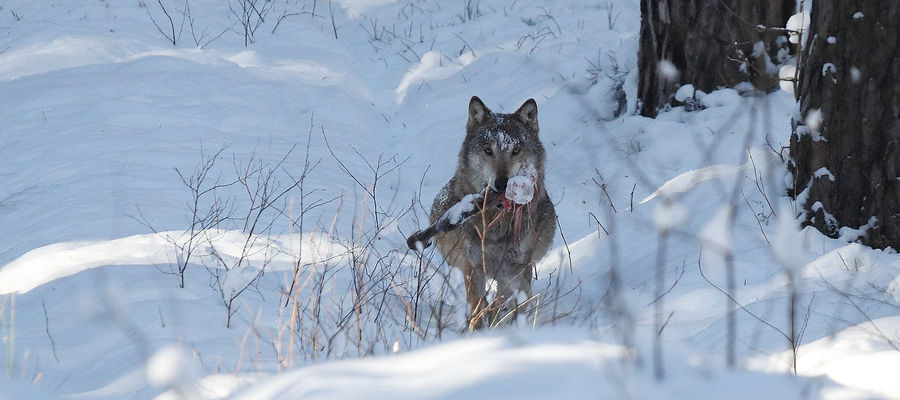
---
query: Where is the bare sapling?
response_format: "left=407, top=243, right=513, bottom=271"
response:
left=180, top=0, right=229, bottom=49
left=228, top=0, right=273, bottom=46
left=144, top=0, right=186, bottom=46
left=133, top=145, right=235, bottom=288
left=205, top=147, right=303, bottom=328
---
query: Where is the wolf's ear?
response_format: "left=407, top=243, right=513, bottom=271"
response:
left=467, top=96, right=491, bottom=129
left=515, top=98, right=538, bottom=132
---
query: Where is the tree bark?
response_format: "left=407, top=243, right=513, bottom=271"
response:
left=789, top=1, right=900, bottom=249
left=638, top=0, right=794, bottom=117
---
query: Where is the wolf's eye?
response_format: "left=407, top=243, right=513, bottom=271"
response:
left=512, top=147, right=521, bottom=155
left=484, top=148, right=493, bottom=156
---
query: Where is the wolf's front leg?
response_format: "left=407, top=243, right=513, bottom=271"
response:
left=493, top=264, right=534, bottom=325
left=463, top=259, right=487, bottom=331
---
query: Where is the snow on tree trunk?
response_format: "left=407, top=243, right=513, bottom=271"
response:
left=789, top=1, right=900, bottom=249
left=637, top=0, right=795, bottom=117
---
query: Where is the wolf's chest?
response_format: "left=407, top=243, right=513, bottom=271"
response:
left=461, top=211, right=536, bottom=253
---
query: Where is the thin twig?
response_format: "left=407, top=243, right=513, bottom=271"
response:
left=387, top=277, right=427, bottom=338
left=698, top=247, right=792, bottom=342
left=593, top=177, right=617, bottom=213
left=629, top=182, right=636, bottom=212
left=41, top=298, right=59, bottom=363
left=329, top=0, right=339, bottom=39
left=814, top=267, right=900, bottom=352
left=146, top=0, right=177, bottom=45
left=748, top=151, right=777, bottom=218
left=740, top=186, right=773, bottom=247
left=556, top=215, right=574, bottom=273
left=588, top=212, right=610, bottom=235
left=452, top=32, right=477, bottom=57
left=647, top=258, right=685, bottom=305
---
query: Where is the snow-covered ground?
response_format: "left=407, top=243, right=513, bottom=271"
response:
left=1, top=0, right=898, bottom=399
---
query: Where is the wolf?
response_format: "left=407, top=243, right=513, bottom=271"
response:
left=414, top=96, right=556, bottom=330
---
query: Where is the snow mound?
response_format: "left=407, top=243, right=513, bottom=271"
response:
left=230, top=329, right=841, bottom=400
left=641, top=163, right=747, bottom=204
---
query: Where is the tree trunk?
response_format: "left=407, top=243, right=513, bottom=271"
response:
left=789, top=1, right=900, bottom=249
left=638, top=0, right=794, bottom=117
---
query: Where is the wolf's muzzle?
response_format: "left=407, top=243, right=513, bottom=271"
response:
left=494, top=176, right=508, bottom=192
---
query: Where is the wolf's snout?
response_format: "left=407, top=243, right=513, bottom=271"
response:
left=494, top=176, right=508, bottom=192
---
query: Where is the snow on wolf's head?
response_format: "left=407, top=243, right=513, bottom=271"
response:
left=459, top=96, right=546, bottom=195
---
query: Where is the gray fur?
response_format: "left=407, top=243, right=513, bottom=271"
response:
left=430, top=96, right=556, bottom=329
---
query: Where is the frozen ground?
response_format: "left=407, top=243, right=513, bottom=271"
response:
left=1, top=0, right=898, bottom=399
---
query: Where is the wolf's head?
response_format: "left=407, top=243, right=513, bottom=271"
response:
left=458, top=96, right=546, bottom=196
